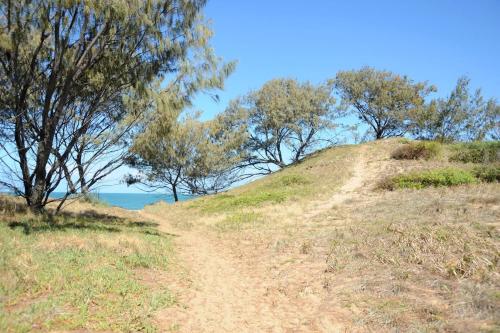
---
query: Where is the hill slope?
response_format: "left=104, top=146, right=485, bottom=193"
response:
left=1, top=139, right=498, bottom=332
left=142, top=139, right=499, bottom=332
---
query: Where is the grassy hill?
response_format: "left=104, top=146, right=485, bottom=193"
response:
left=1, top=139, right=499, bottom=332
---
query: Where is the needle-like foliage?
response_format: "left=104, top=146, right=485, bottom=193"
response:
left=0, top=0, right=232, bottom=211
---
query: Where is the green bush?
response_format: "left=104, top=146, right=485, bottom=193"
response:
left=472, top=165, right=500, bottom=182
left=387, top=168, right=478, bottom=190
left=391, top=141, right=442, bottom=160
left=449, top=142, right=500, bottom=164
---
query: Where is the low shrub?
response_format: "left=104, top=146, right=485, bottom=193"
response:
left=472, top=165, right=500, bottom=182
left=449, top=141, right=500, bottom=164
left=391, top=141, right=442, bottom=160
left=382, top=168, right=477, bottom=190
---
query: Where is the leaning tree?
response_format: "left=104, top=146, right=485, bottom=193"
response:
left=0, top=0, right=232, bottom=211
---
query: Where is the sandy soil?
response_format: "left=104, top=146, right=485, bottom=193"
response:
left=139, top=146, right=379, bottom=333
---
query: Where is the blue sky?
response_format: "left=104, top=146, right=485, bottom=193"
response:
left=108, top=0, right=500, bottom=193
left=193, top=0, right=500, bottom=119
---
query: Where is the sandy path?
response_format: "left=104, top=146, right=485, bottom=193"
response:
left=139, top=209, right=281, bottom=332
left=304, top=145, right=371, bottom=219
left=161, top=231, right=280, bottom=333
left=141, top=145, right=376, bottom=332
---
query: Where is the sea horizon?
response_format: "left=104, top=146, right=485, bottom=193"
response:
left=52, top=192, right=193, bottom=210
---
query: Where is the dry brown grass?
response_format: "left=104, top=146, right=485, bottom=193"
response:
left=143, top=138, right=500, bottom=332
left=322, top=184, right=500, bottom=331
left=391, top=141, right=442, bottom=160
left=0, top=195, right=27, bottom=216
left=4, top=139, right=497, bottom=332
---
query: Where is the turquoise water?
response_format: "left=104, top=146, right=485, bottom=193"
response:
left=52, top=192, right=192, bottom=210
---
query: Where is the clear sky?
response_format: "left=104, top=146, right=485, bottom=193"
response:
left=106, top=0, right=500, bottom=193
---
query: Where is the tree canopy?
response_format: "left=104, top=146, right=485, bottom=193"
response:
left=126, top=110, right=246, bottom=201
left=0, top=0, right=497, bottom=212
left=227, top=78, right=337, bottom=173
left=412, top=76, right=499, bottom=142
left=0, top=0, right=232, bottom=211
left=334, top=67, right=435, bottom=139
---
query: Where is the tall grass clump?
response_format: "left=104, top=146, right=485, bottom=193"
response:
left=0, top=195, right=27, bottom=216
left=275, top=174, right=310, bottom=186
left=449, top=141, right=500, bottom=164
left=391, top=141, right=442, bottom=160
left=78, top=193, right=110, bottom=207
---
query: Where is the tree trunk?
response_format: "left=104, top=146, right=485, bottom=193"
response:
left=172, top=185, right=179, bottom=202
left=28, top=181, right=46, bottom=213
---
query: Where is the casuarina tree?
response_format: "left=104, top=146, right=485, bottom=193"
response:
left=226, top=78, right=337, bottom=174
left=0, top=0, right=231, bottom=211
left=411, top=76, right=499, bottom=142
left=126, top=110, right=247, bottom=201
left=334, top=67, right=435, bottom=139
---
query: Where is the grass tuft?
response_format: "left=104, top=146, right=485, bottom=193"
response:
left=391, top=141, right=442, bottom=160
left=380, top=165, right=499, bottom=191
left=273, top=174, right=310, bottom=186
left=215, top=212, right=263, bottom=231
left=189, top=174, right=310, bottom=213
left=0, top=195, right=27, bottom=216
left=190, top=191, right=287, bottom=213
left=78, top=193, right=110, bottom=207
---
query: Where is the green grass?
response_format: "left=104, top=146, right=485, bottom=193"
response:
left=381, top=168, right=478, bottom=190
left=274, top=174, right=310, bottom=186
left=381, top=165, right=499, bottom=191
left=391, top=141, right=442, bottom=160
left=0, top=215, right=175, bottom=332
left=190, top=191, right=287, bottom=213
left=188, top=173, right=310, bottom=213
left=449, top=141, right=500, bottom=164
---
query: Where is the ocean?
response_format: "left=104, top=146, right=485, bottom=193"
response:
left=52, top=192, right=192, bottom=210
